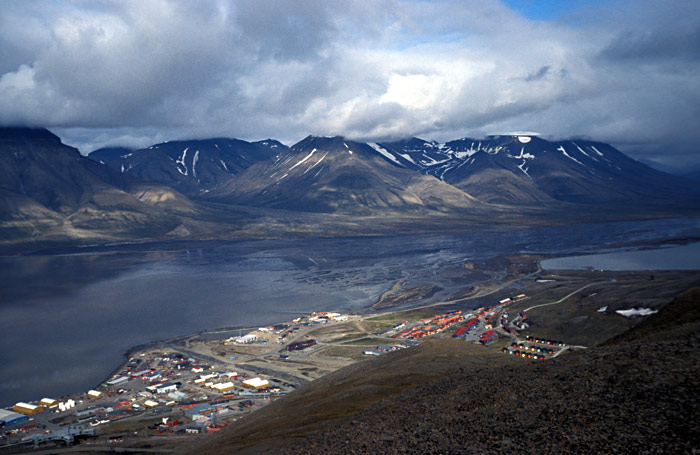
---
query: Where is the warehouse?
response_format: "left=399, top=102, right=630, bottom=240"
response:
left=40, top=398, right=59, bottom=408
left=286, top=339, right=316, bottom=351
left=149, top=382, right=178, bottom=394
left=13, top=402, right=44, bottom=416
left=211, top=382, right=235, bottom=392
left=242, top=378, right=269, bottom=389
left=234, top=333, right=258, bottom=344
left=168, top=391, right=188, bottom=401
left=107, top=376, right=129, bottom=386
left=0, top=408, right=28, bottom=427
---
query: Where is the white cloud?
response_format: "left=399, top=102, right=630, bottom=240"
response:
left=0, top=0, right=698, bottom=165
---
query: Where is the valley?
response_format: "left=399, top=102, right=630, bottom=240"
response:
left=1, top=128, right=699, bottom=453
left=2, top=260, right=698, bottom=453
left=1, top=231, right=699, bottom=453
left=2, top=128, right=700, bottom=253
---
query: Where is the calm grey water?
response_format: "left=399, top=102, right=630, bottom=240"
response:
left=1, top=217, right=699, bottom=406
left=541, top=242, right=700, bottom=271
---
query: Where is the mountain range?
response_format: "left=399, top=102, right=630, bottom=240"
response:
left=201, top=135, right=482, bottom=213
left=1, top=126, right=698, bottom=248
left=372, top=135, right=698, bottom=205
left=90, top=132, right=699, bottom=210
left=90, top=138, right=286, bottom=197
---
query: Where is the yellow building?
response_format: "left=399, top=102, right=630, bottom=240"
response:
left=13, top=402, right=44, bottom=416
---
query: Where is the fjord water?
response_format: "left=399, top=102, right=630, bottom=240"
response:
left=1, top=218, right=699, bottom=406
left=541, top=242, right=700, bottom=271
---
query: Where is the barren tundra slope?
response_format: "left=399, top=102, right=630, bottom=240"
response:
left=195, top=288, right=700, bottom=454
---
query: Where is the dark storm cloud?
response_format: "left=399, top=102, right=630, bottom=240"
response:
left=0, top=0, right=698, bottom=166
left=524, top=66, right=550, bottom=82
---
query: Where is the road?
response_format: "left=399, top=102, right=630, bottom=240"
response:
left=403, top=264, right=543, bottom=313
left=523, top=282, right=598, bottom=312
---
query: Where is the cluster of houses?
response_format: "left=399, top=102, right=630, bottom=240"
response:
left=510, top=343, right=555, bottom=354
left=502, top=348, right=548, bottom=360
left=391, top=311, right=466, bottom=339
left=525, top=335, right=566, bottom=347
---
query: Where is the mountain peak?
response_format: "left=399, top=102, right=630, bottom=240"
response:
left=0, top=127, right=62, bottom=145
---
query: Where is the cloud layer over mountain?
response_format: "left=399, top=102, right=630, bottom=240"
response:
left=1, top=0, right=698, bottom=166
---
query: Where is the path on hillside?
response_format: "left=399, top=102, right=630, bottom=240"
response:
left=523, top=282, right=598, bottom=312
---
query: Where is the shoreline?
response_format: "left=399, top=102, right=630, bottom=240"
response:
left=3, top=229, right=699, bottom=410
left=2, top=264, right=700, bottom=451
left=97, top=236, right=700, bottom=393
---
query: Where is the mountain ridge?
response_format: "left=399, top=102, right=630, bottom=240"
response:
left=203, top=135, right=485, bottom=213
left=88, top=137, right=287, bottom=197
left=376, top=135, right=700, bottom=205
left=2, top=126, right=699, bottom=249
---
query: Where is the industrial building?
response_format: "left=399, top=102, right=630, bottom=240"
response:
left=40, top=398, right=59, bottom=408
left=148, top=382, right=178, bottom=394
left=242, top=378, right=269, bottom=389
left=13, top=402, right=43, bottom=416
left=0, top=408, right=29, bottom=427
left=211, top=382, right=235, bottom=392
left=286, top=339, right=316, bottom=351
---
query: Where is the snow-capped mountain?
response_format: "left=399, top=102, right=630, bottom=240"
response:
left=204, top=135, right=482, bottom=213
left=89, top=138, right=287, bottom=197
left=368, top=138, right=454, bottom=171
left=375, top=135, right=699, bottom=205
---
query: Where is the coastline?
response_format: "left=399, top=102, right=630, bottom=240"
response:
left=3, top=223, right=700, bottom=412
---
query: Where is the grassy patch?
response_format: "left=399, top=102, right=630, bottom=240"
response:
left=326, top=332, right=366, bottom=343
left=319, top=345, right=367, bottom=361
left=341, top=337, right=391, bottom=346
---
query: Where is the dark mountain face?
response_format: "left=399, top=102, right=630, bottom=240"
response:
left=88, top=147, right=135, bottom=165
left=376, top=135, right=700, bottom=205
left=88, top=138, right=287, bottom=197
left=204, top=136, right=482, bottom=213
left=1, top=128, right=133, bottom=213
left=0, top=127, right=194, bottom=243
left=681, top=168, right=700, bottom=181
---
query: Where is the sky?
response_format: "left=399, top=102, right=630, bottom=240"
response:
left=0, top=0, right=699, bottom=169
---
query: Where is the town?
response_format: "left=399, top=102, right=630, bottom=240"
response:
left=3, top=266, right=688, bottom=452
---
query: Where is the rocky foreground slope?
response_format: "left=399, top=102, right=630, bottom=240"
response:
left=195, top=288, right=700, bottom=454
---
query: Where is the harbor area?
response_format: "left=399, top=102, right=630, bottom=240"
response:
left=2, top=267, right=699, bottom=452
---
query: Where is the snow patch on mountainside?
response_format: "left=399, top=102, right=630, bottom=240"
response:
left=176, top=147, right=189, bottom=176
left=616, top=308, right=658, bottom=317
left=303, top=152, right=327, bottom=174
left=368, top=143, right=402, bottom=165
left=192, top=150, right=199, bottom=179
left=558, top=146, right=583, bottom=165
left=511, top=147, right=535, bottom=160
left=399, top=153, right=416, bottom=164
left=290, top=148, right=316, bottom=171
left=518, top=160, right=531, bottom=178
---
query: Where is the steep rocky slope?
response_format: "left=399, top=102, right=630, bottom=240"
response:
left=0, top=127, right=197, bottom=245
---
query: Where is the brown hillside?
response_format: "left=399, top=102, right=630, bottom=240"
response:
left=190, top=288, right=700, bottom=454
